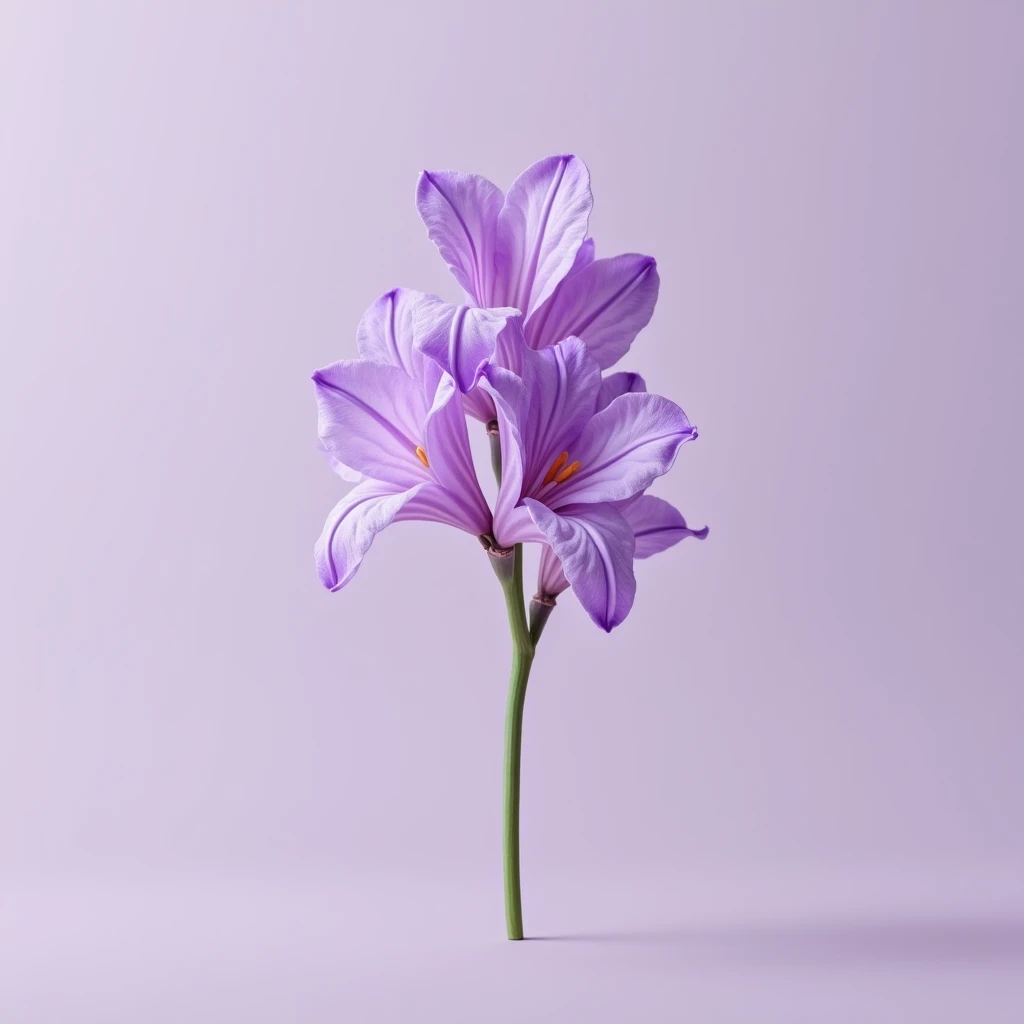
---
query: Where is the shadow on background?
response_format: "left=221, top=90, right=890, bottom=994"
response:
left=532, top=915, right=1024, bottom=968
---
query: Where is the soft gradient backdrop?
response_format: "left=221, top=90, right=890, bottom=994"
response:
left=2, top=1, right=1022, bottom=1020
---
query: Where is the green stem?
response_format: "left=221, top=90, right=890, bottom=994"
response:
left=498, top=543, right=534, bottom=940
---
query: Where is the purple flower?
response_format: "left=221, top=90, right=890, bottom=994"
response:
left=416, top=155, right=660, bottom=418
left=535, top=371, right=709, bottom=603
left=312, top=290, right=503, bottom=590
left=483, top=337, right=698, bottom=631
left=310, top=155, right=708, bottom=942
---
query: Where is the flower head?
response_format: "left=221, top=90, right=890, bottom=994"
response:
left=483, top=335, right=697, bottom=630
left=313, top=161, right=704, bottom=632
left=534, top=371, right=709, bottom=604
left=416, top=155, right=660, bottom=417
left=312, top=290, right=507, bottom=589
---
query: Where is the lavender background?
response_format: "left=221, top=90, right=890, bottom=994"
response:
left=2, top=1, right=1022, bottom=1020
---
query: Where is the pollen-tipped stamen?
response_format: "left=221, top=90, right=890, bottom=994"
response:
left=415, top=445, right=430, bottom=468
left=554, top=460, right=581, bottom=484
left=542, top=451, right=569, bottom=485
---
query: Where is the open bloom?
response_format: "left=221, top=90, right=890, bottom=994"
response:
left=312, top=290, right=505, bottom=589
left=534, top=371, right=709, bottom=603
left=416, top=155, right=660, bottom=418
left=483, top=337, right=698, bottom=631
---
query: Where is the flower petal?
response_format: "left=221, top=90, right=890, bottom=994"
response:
left=316, top=479, right=484, bottom=591
left=597, top=371, right=647, bottom=411
left=537, top=543, right=570, bottom=598
left=412, top=297, right=520, bottom=394
left=621, top=494, right=709, bottom=558
left=480, top=363, right=529, bottom=541
left=463, top=388, right=497, bottom=423
left=494, top=502, right=546, bottom=546
left=416, top=170, right=503, bottom=305
left=483, top=337, right=603, bottom=539
left=422, top=373, right=492, bottom=535
left=534, top=495, right=707, bottom=604
left=316, top=440, right=362, bottom=483
left=525, top=255, right=659, bottom=367
left=493, top=313, right=529, bottom=377
left=566, top=237, right=596, bottom=278
left=518, top=337, right=602, bottom=493
left=552, top=393, right=697, bottom=505
left=495, top=155, right=592, bottom=316
left=315, top=480, right=424, bottom=591
left=524, top=499, right=636, bottom=631
left=356, top=288, right=434, bottom=380
left=312, top=359, right=430, bottom=488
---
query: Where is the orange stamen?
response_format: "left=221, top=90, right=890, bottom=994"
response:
left=543, top=451, right=569, bottom=485
left=415, top=445, right=430, bottom=468
left=554, top=460, right=581, bottom=484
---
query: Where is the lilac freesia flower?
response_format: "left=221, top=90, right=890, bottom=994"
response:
left=534, top=371, right=709, bottom=606
left=312, top=289, right=509, bottom=589
left=482, top=337, right=698, bottom=631
left=416, top=155, right=660, bottom=419
left=310, top=156, right=707, bottom=942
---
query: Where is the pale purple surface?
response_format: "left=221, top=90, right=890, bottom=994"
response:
left=2, top=2, right=1023, bottom=1022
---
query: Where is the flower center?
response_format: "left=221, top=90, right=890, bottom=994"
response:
left=542, top=450, right=581, bottom=486
left=415, top=445, right=430, bottom=468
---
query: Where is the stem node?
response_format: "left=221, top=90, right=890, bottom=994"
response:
left=529, top=595, right=556, bottom=645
